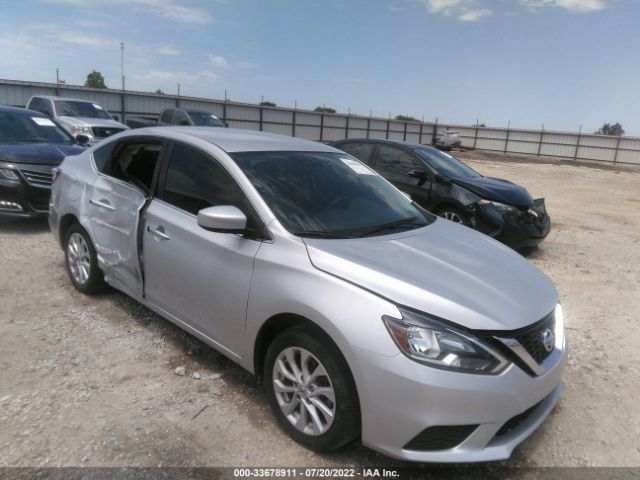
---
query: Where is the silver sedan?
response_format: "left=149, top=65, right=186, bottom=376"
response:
left=49, top=127, right=566, bottom=462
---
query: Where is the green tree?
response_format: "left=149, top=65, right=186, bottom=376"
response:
left=395, top=114, right=419, bottom=122
left=314, top=106, right=336, bottom=114
left=259, top=101, right=276, bottom=107
left=595, top=123, right=625, bottom=136
left=155, top=88, right=164, bottom=95
left=84, top=70, right=107, bottom=89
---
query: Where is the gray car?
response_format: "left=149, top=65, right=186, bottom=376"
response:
left=49, top=127, right=567, bottom=462
left=27, top=96, right=129, bottom=144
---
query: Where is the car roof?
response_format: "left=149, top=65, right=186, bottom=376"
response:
left=334, top=138, right=439, bottom=152
left=30, top=95, right=96, bottom=103
left=125, top=126, right=341, bottom=153
left=0, top=105, right=46, bottom=116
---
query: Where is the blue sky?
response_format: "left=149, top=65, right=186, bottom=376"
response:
left=1, top=0, right=639, bottom=134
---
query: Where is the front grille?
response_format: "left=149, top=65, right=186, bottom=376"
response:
left=513, top=314, right=555, bottom=363
left=91, top=127, right=124, bottom=138
left=403, top=425, right=478, bottom=451
left=494, top=400, right=542, bottom=439
left=20, top=169, right=53, bottom=188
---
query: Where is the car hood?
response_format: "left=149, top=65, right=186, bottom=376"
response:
left=304, top=219, right=557, bottom=331
left=59, top=116, right=127, bottom=129
left=0, top=143, right=85, bottom=165
left=451, top=176, right=533, bottom=207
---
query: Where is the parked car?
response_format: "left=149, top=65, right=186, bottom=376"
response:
left=158, top=108, right=226, bottom=127
left=50, top=127, right=566, bottom=462
left=26, top=96, right=128, bottom=144
left=331, top=139, right=550, bottom=250
left=434, top=129, right=461, bottom=151
left=0, top=106, right=86, bottom=216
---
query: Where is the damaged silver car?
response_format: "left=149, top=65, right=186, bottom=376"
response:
left=49, top=127, right=566, bottom=462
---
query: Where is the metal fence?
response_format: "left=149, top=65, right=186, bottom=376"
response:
left=2, top=78, right=639, bottom=165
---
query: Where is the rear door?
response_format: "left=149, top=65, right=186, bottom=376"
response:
left=142, top=141, right=263, bottom=355
left=87, top=136, right=165, bottom=299
left=372, top=144, right=432, bottom=206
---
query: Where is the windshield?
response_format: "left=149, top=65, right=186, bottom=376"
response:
left=188, top=111, right=225, bottom=127
left=0, top=111, right=75, bottom=144
left=232, top=151, right=432, bottom=238
left=412, top=146, right=481, bottom=179
left=55, top=100, right=112, bottom=119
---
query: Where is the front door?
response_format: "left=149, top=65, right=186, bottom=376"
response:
left=373, top=144, right=432, bottom=206
left=142, top=142, right=262, bottom=356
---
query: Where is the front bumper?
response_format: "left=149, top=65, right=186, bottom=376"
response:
left=0, top=163, right=54, bottom=217
left=342, top=332, right=567, bottom=463
left=473, top=200, right=551, bottom=250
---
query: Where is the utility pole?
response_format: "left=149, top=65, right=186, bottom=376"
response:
left=120, top=42, right=125, bottom=123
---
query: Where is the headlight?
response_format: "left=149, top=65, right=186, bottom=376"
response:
left=383, top=309, right=508, bottom=374
left=478, top=199, right=518, bottom=214
left=0, top=168, right=19, bottom=181
left=71, top=126, right=92, bottom=136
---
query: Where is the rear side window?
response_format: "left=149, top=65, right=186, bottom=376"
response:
left=160, top=109, right=174, bottom=123
left=29, top=98, right=52, bottom=116
left=173, top=110, right=190, bottom=125
left=160, top=143, right=245, bottom=215
left=337, top=142, right=375, bottom=165
left=375, top=145, right=424, bottom=175
left=98, top=140, right=162, bottom=193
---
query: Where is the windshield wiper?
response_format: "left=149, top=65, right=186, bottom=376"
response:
left=357, top=216, right=424, bottom=237
left=293, top=230, right=352, bottom=239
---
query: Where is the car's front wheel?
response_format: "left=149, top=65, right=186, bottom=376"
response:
left=437, top=206, right=470, bottom=226
left=64, top=224, right=105, bottom=294
left=264, top=326, right=360, bottom=452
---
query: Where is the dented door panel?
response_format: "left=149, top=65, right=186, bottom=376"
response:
left=86, top=174, right=147, bottom=299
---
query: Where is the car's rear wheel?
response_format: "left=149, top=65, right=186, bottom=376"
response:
left=264, top=326, right=360, bottom=452
left=64, top=224, right=105, bottom=294
left=437, top=206, right=470, bottom=226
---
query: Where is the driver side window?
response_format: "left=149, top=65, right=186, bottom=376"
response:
left=159, top=143, right=245, bottom=215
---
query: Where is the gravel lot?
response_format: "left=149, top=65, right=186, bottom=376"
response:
left=0, top=151, right=639, bottom=471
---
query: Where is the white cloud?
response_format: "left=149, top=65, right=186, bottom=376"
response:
left=423, top=0, right=607, bottom=19
left=43, top=0, right=214, bottom=24
left=520, top=0, right=606, bottom=12
left=208, top=55, right=228, bottom=67
left=208, top=55, right=257, bottom=69
left=459, top=8, right=491, bottom=20
left=157, top=46, right=180, bottom=56
left=423, top=0, right=491, bottom=20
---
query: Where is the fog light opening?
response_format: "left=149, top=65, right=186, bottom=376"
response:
left=0, top=200, right=23, bottom=212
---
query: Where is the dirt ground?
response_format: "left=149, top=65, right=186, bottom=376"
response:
left=0, top=150, right=639, bottom=471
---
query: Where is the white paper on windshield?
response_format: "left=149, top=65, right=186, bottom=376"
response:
left=340, top=158, right=375, bottom=175
left=32, top=117, right=56, bottom=127
left=93, top=104, right=104, bottom=110
left=211, top=114, right=219, bottom=119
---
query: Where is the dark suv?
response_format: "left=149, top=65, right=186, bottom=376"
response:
left=331, top=139, right=550, bottom=250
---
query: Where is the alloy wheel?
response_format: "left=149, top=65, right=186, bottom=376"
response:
left=67, top=232, right=91, bottom=285
left=441, top=211, right=463, bottom=224
left=272, top=347, right=336, bottom=436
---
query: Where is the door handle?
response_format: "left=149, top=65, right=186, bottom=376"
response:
left=147, top=225, right=171, bottom=240
left=89, top=198, right=115, bottom=211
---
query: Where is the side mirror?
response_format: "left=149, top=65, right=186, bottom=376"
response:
left=197, top=205, right=247, bottom=233
left=75, top=134, right=90, bottom=145
left=408, top=169, right=427, bottom=178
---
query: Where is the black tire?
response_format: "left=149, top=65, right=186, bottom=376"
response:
left=264, top=326, right=360, bottom=452
left=64, top=223, right=106, bottom=294
left=437, top=206, right=470, bottom=226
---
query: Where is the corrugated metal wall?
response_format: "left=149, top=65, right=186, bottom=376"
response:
left=2, top=78, right=638, bottom=165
